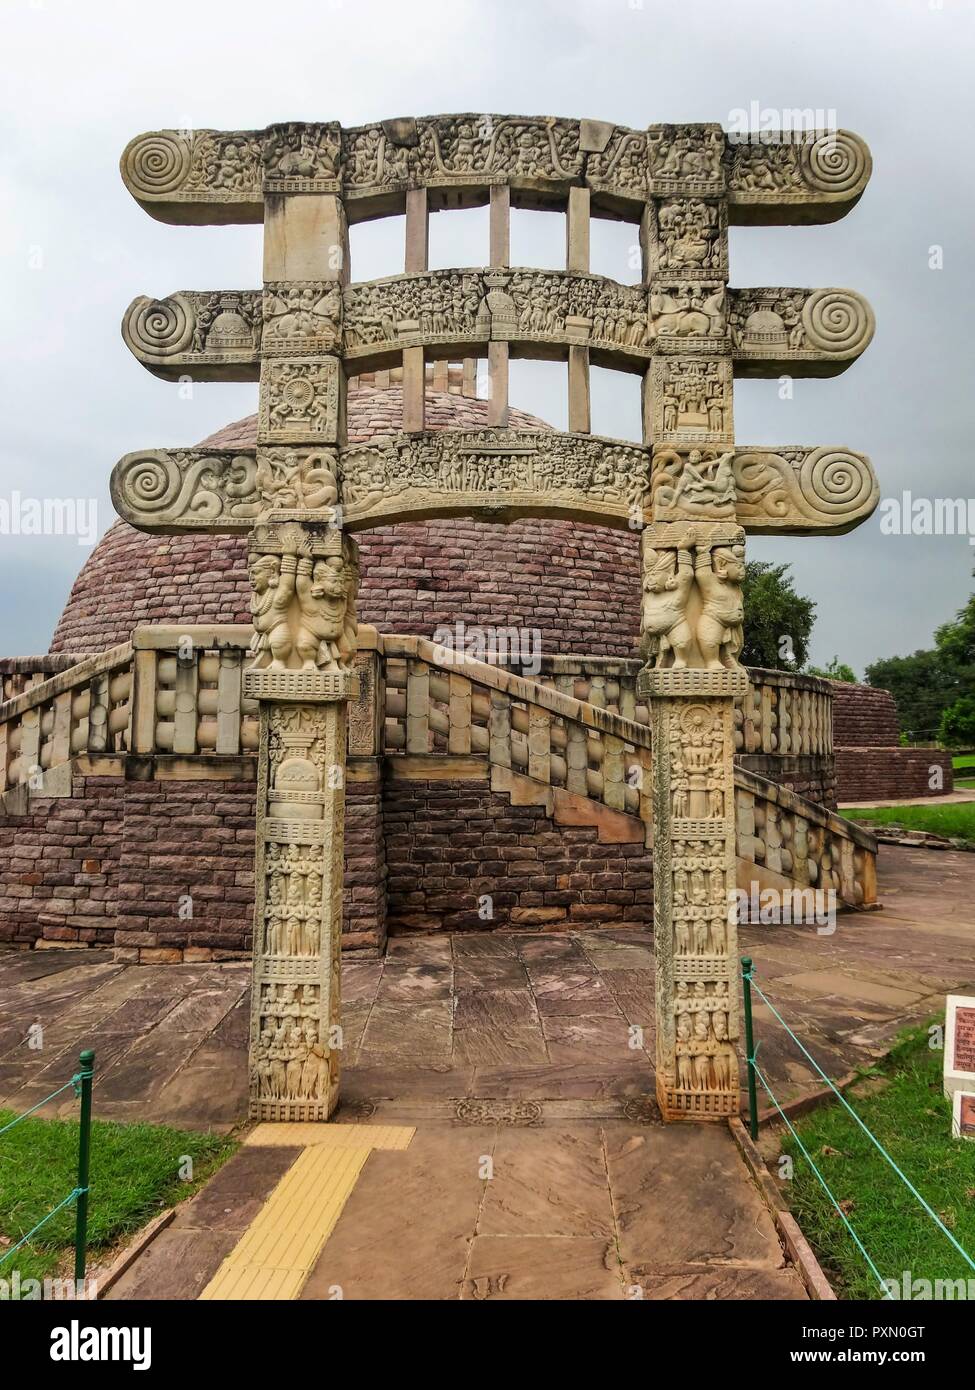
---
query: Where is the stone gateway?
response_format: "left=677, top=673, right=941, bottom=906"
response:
left=112, top=114, right=877, bottom=1123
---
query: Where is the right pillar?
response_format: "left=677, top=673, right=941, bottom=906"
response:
left=638, top=591, right=747, bottom=1120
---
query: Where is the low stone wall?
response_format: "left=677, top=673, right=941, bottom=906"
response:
left=737, top=753, right=835, bottom=809
left=0, top=759, right=387, bottom=960
left=0, top=773, right=123, bottom=949
left=835, top=747, right=955, bottom=804
left=382, top=776, right=652, bottom=935
left=830, top=679, right=954, bottom=801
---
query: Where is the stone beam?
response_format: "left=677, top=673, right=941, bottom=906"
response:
left=120, top=279, right=874, bottom=382
left=111, top=435, right=878, bottom=536
left=120, top=121, right=870, bottom=227
left=121, top=292, right=262, bottom=381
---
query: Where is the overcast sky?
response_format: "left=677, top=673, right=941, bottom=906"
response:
left=1, top=0, right=973, bottom=672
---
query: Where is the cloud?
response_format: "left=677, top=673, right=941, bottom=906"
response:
left=1, top=0, right=971, bottom=666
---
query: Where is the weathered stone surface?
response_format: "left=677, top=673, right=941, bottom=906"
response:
left=477, top=1126, right=615, bottom=1237
left=462, top=1234, right=623, bottom=1300
left=299, top=1129, right=489, bottom=1301
left=603, top=1122, right=783, bottom=1269
left=111, top=105, right=877, bottom=1134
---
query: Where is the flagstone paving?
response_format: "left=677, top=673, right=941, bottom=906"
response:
left=0, top=845, right=972, bottom=1126
left=2, top=844, right=973, bottom=1300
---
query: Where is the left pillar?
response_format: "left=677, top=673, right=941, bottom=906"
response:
left=246, top=131, right=354, bottom=1120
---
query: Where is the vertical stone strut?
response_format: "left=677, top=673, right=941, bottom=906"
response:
left=246, top=126, right=357, bottom=1120
left=640, top=138, right=745, bottom=1119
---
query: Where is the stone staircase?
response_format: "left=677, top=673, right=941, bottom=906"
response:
left=0, top=626, right=877, bottom=919
left=382, top=635, right=877, bottom=908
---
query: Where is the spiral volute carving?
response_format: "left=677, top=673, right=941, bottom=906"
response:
left=799, top=130, right=870, bottom=196
left=801, top=288, right=874, bottom=356
left=122, top=295, right=194, bottom=361
left=798, top=448, right=875, bottom=516
left=121, top=131, right=191, bottom=197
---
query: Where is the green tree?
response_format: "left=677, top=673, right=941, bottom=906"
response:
left=934, top=593, right=975, bottom=673
left=939, top=695, right=975, bottom=749
left=807, top=656, right=858, bottom=683
left=741, top=561, right=816, bottom=671
left=866, top=593, right=975, bottom=739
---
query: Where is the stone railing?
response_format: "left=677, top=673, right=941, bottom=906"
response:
left=0, top=625, right=874, bottom=906
left=736, top=667, right=832, bottom=759
left=0, top=654, right=99, bottom=704
left=127, top=626, right=259, bottom=756
left=0, top=640, right=835, bottom=778
left=524, top=656, right=832, bottom=757
left=381, top=636, right=650, bottom=819
left=735, top=765, right=877, bottom=908
left=0, top=643, right=133, bottom=792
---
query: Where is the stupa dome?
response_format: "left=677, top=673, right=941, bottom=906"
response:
left=50, top=370, right=642, bottom=658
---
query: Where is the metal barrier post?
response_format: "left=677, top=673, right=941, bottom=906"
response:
left=74, top=1048, right=94, bottom=1283
left=741, top=959, right=759, bottom=1141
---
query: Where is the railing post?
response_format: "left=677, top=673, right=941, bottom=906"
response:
left=74, top=1048, right=94, bottom=1284
left=741, top=959, right=758, bottom=1141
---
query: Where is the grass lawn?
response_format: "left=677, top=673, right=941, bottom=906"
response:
left=0, top=1110, right=236, bottom=1284
left=849, top=801, right=975, bottom=845
left=952, top=756, right=975, bottom=789
left=781, top=1027, right=975, bottom=1299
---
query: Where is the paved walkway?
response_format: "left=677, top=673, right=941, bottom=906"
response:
left=2, top=844, right=972, bottom=1300
left=840, top=788, right=975, bottom=808
left=105, top=1118, right=803, bottom=1301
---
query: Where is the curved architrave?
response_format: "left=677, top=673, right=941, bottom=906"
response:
left=111, top=433, right=879, bottom=538
left=343, top=267, right=652, bottom=371
left=729, top=286, right=875, bottom=378
left=339, top=429, right=647, bottom=529
left=120, top=275, right=875, bottom=382
left=120, top=121, right=872, bottom=229
left=726, top=130, right=873, bottom=226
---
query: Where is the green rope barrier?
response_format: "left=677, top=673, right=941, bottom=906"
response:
left=750, top=1057, right=893, bottom=1299
left=0, top=1187, right=83, bottom=1267
left=744, top=966, right=975, bottom=1275
left=0, top=1050, right=96, bottom=1280
left=0, top=1075, right=84, bottom=1136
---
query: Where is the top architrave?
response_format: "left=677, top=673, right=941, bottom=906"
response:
left=120, top=117, right=871, bottom=226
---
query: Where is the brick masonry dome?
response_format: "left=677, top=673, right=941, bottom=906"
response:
left=50, top=378, right=642, bottom=657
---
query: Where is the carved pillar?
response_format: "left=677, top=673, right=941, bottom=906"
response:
left=641, top=146, right=744, bottom=1120
left=245, top=636, right=354, bottom=1122
left=247, top=130, right=355, bottom=1120
left=638, top=603, right=746, bottom=1122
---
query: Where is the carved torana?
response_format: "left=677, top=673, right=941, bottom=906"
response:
left=115, top=108, right=878, bottom=1129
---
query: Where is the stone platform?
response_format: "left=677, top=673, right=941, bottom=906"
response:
left=2, top=845, right=972, bottom=1300
left=1, top=845, right=972, bottom=1127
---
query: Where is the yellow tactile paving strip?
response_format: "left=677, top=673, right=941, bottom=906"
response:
left=244, top=1122, right=414, bottom=1150
left=200, top=1124, right=415, bottom=1301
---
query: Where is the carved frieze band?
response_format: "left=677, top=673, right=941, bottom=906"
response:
left=111, top=434, right=878, bottom=535
left=121, top=120, right=870, bottom=223
left=120, top=280, right=873, bottom=378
